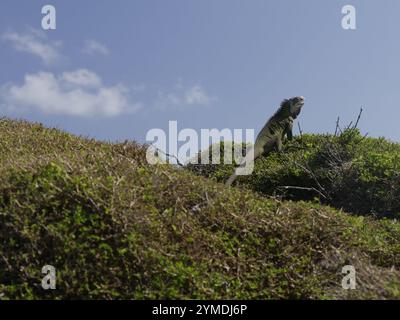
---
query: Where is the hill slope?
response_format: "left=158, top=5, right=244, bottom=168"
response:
left=0, top=118, right=399, bottom=299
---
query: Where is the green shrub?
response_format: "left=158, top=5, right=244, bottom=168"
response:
left=189, top=129, right=400, bottom=219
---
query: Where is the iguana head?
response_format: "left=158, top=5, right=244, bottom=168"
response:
left=280, top=96, right=305, bottom=119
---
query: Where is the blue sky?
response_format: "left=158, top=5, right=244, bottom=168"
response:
left=1, top=0, right=400, bottom=148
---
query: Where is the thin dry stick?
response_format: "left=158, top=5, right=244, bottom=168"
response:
left=155, top=148, right=184, bottom=167
left=281, top=153, right=329, bottom=200
left=346, top=121, right=353, bottom=130
left=297, top=121, right=303, bottom=137
left=334, top=116, right=342, bottom=136
left=353, top=107, right=363, bottom=129
left=277, top=185, right=327, bottom=199
left=291, top=159, right=329, bottom=199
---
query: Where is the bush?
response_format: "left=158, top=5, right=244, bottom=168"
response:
left=189, top=129, right=400, bottom=219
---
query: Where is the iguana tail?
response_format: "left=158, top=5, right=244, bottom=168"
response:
left=225, top=146, right=256, bottom=187
left=225, top=171, right=238, bottom=186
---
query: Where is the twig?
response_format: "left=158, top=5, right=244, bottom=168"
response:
left=281, top=153, right=329, bottom=200
left=297, top=121, right=303, bottom=137
left=334, top=117, right=342, bottom=136
left=294, top=161, right=328, bottom=198
left=155, top=147, right=184, bottom=166
left=353, top=107, right=363, bottom=129
left=345, top=108, right=363, bottom=130
left=277, top=185, right=327, bottom=199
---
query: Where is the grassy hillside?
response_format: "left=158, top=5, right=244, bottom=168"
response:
left=0, top=118, right=399, bottom=299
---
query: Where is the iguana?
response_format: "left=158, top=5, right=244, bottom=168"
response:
left=226, top=96, right=305, bottom=186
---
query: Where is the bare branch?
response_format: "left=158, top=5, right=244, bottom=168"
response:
left=353, top=107, right=363, bottom=129
left=277, top=185, right=327, bottom=199
left=297, top=121, right=303, bottom=137
left=334, top=117, right=342, bottom=136
left=155, top=148, right=184, bottom=167
left=345, top=121, right=353, bottom=130
left=281, top=153, right=330, bottom=200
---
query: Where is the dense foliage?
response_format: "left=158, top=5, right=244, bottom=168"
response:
left=188, top=129, right=400, bottom=219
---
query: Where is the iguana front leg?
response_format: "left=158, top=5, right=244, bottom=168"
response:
left=285, top=119, right=294, bottom=141
left=281, top=118, right=293, bottom=149
left=276, top=136, right=283, bottom=152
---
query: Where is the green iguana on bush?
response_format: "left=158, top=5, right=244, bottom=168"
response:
left=226, top=96, right=305, bottom=186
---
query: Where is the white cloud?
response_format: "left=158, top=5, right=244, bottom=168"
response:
left=82, top=39, right=109, bottom=56
left=155, top=84, right=214, bottom=110
left=2, top=28, right=62, bottom=65
left=185, top=85, right=211, bottom=105
left=1, top=69, right=141, bottom=117
left=61, top=69, right=102, bottom=88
